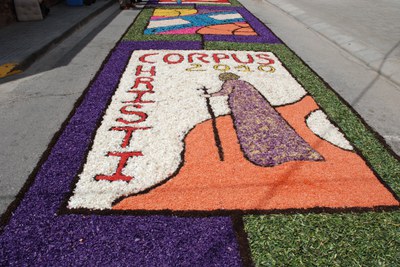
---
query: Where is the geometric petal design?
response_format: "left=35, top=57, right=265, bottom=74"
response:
left=145, top=8, right=258, bottom=36
left=197, top=22, right=257, bottom=35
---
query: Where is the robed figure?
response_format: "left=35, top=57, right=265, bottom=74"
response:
left=209, top=72, right=322, bottom=167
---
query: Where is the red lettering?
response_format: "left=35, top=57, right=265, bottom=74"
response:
left=120, top=104, right=143, bottom=113
left=132, top=77, right=154, bottom=91
left=95, top=151, right=143, bottom=182
left=212, top=53, right=229, bottom=64
left=111, top=126, right=151, bottom=148
left=124, top=90, right=154, bottom=104
left=117, top=117, right=147, bottom=124
left=118, top=105, right=148, bottom=124
left=163, top=53, right=184, bottom=64
left=188, top=53, right=210, bottom=63
left=256, top=54, right=275, bottom=65
left=135, top=65, right=156, bottom=76
left=232, top=53, right=254, bottom=64
left=139, top=53, right=158, bottom=63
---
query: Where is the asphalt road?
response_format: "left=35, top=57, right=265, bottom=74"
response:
left=268, top=0, right=400, bottom=57
left=264, top=0, right=400, bottom=85
left=0, top=0, right=399, bottom=215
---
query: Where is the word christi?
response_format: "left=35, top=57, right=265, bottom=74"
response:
left=95, top=66, right=155, bottom=182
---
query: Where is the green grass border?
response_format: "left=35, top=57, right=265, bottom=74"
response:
left=226, top=0, right=242, bottom=7
left=244, top=212, right=400, bottom=266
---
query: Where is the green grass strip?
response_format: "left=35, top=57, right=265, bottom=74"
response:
left=244, top=212, right=400, bottom=266
left=227, top=0, right=242, bottom=7
left=123, top=7, right=201, bottom=41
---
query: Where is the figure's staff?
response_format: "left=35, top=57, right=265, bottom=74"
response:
left=200, top=86, right=224, bottom=161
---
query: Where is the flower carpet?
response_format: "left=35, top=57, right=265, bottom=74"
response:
left=1, top=0, right=400, bottom=265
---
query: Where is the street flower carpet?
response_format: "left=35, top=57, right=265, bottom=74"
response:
left=1, top=0, right=400, bottom=266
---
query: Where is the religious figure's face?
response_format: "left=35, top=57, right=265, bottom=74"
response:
left=208, top=73, right=239, bottom=97
left=219, top=72, right=240, bottom=81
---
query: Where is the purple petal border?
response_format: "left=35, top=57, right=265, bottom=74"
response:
left=0, top=41, right=242, bottom=266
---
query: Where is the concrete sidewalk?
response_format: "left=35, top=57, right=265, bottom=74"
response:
left=0, top=0, right=115, bottom=79
left=0, top=6, right=138, bottom=214
left=263, top=0, right=400, bottom=87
